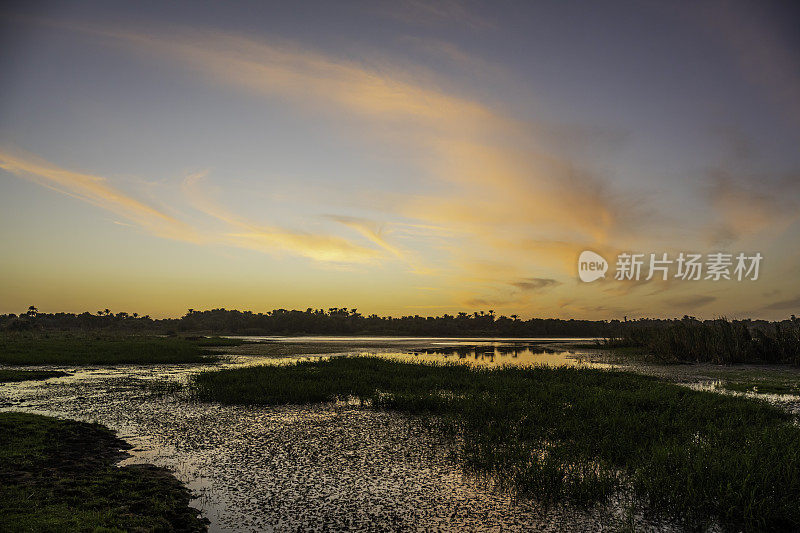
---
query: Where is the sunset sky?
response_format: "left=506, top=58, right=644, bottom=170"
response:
left=1, top=0, right=799, bottom=319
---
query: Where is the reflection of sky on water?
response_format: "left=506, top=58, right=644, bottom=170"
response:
left=224, top=336, right=612, bottom=369
left=393, top=345, right=611, bottom=368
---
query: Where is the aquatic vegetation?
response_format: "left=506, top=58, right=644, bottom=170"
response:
left=0, top=412, right=207, bottom=531
left=722, top=379, right=800, bottom=395
left=0, top=332, right=215, bottom=365
left=0, top=369, right=68, bottom=382
left=194, top=357, right=800, bottom=531
left=187, top=336, right=253, bottom=347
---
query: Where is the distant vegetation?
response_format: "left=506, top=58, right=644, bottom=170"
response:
left=0, top=412, right=207, bottom=531
left=4, top=305, right=800, bottom=364
left=599, top=316, right=800, bottom=365
left=2, top=305, right=797, bottom=341
left=0, top=332, right=213, bottom=365
left=193, top=357, right=800, bottom=531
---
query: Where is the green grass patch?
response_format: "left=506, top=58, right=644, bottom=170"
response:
left=0, top=412, right=207, bottom=531
left=0, top=332, right=214, bottom=365
left=0, top=369, right=68, bottom=383
left=194, top=357, right=800, bottom=531
left=722, top=380, right=800, bottom=395
left=186, top=336, right=252, bottom=347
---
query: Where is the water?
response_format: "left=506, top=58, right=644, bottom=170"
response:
left=223, top=336, right=612, bottom=368
left=0, top=338, right=681, bottom=531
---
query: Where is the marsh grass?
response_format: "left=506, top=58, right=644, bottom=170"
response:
left=187, top=336, right=252, bottom=347
left=0, top=332, right=214, bottom=365
left=605, top=317, right=800, bottom=364
left=0, top=369, right=68, bottom=382
left=194, top=357, right=800, bottom=531
left=0, top=412, right=207, bottom=531
left=722, top=379, right=800, bottom=395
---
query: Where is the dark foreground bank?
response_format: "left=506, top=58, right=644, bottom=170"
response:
left=0, top=412, right=207, bottom=532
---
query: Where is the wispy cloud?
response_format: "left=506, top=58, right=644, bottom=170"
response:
left=371, top=0, right=496, bottom=31
left=181, top=172, right=382, bottom=263
left=399, top=35, right=503, bottom=75
left=0, top=146, right=201, bottom=242
left=58, top=21, right=649, bottom=280
left=0, top=149, right=386, bottom=264
left=85, top=25, right=496, bottom=130
left=705, top=169, right=800, bottom=245
left=326, top=215, right=404, bottom=259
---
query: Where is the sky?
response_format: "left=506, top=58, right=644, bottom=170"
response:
left=1, top=0, right=799, bottom=320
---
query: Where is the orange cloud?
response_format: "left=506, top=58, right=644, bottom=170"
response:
left=0, top=147, right=200, bottom=242
left=181, top=172, right=382, bottom=263
left=0, top=150, right=385, bottom=264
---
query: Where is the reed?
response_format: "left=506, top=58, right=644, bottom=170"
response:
left=604, top=317, right=800, bottom=364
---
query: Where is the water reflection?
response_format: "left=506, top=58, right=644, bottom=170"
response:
left=397, top=343, right=601, bottom=366
left=221, top=336, right=609, bottom=369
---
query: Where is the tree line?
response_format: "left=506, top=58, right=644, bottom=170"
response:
left=1, top=305, right=797, bottom=339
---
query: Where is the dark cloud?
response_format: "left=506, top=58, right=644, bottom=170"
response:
left=666, top=295, right=717, bottom=308
left=764, top=295, right=800, bottom=311
left=463, top=298, right=506, bottom=308
left=509, top=278, right=561, bottom=292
